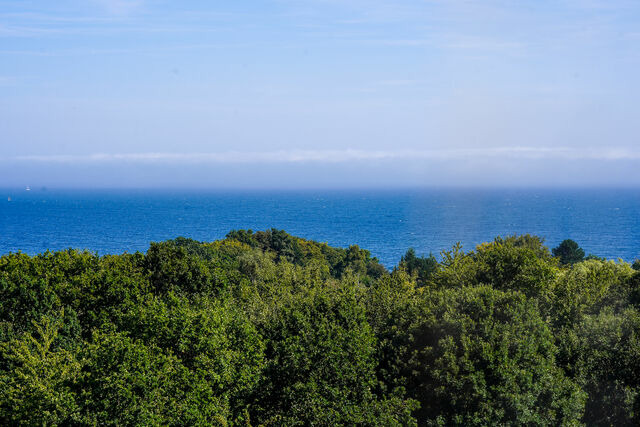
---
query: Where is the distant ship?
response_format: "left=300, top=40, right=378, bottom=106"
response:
left=25, top=186, right=31, bottom=191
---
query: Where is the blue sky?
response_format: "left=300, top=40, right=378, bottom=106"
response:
left=1, top=0, right=639, bottom=188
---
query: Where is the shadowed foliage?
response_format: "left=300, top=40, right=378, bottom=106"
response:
left=553, top=239, right=586, bottom=265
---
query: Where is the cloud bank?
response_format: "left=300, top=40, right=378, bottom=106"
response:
left=12, top=147, right=640, bottom=164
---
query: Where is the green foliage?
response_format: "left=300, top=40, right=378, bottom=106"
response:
left=1, top=231, right=639, bottom=425
left=433, top=235, right=558, bottom=299
left=563, top=308, right=640, bottom=425
left=79, top=331, right=231, bottom=425
left=225, top=228, right=387, bottom=281
left=403, top=286, right=585, bottom=425
left=251, top=281, right=417, bottom=425
left=472, top=235, right=558, bottom=298
left=629, top=272, right=640, bottom=308
left=553, top=239, right=586, bottom=265
left=118, top=293, right=265, bottom=420
left=365, top=270, right=424, bottom=391
left=146, top=241, right=216, bottom=295
left=551, top=259, right=635, bottom=328
left=399, top=248, right=438, bottom=285
left=0, top=312, right=81, bottom=425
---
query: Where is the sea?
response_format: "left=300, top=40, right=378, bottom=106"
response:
left=1, top=188, right=638, bottom=267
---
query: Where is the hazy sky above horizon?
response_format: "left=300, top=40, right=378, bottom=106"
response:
left=1, top=0, right=639, bottom=188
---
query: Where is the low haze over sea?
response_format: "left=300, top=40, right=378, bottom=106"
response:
left=1, top=188, right=638, bottom=267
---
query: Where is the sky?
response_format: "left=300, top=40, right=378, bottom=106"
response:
left=1, top=0, right=639, bottom=188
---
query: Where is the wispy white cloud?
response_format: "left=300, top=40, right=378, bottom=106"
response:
left=92, top=0, right=145, bottom=16
left=0, top=12, right=99, bottom=22
left=375, top=39, right=432, bottom=46
left=375, top=79, right=418, bottom=86
left=0, top=75, right=18, bottom=86
left=11, top=147, right=640, bottom=164
left=0, top=24, right=66, bottom=37
left=0, top=41, right=262, bottom=56
left=442, top=36, right=526, bottom=52
left=0, top=23, right=229, bottom=38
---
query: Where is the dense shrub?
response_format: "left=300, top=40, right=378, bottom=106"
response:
left=0, top=230, right=637, bottom=425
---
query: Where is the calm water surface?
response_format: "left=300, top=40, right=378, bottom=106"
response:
left=1, top=188, right=638, bottom=267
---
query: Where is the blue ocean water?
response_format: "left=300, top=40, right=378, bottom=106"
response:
left=1, top=188, right=638, bottom=267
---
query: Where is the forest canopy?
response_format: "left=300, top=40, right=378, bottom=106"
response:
left=1, top=229, right=639, bottom=425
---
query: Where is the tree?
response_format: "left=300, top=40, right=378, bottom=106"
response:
left=432, top=236, right=558, bottom=299
left=403, top=286, right=585, bottom=425
left=6, top=231, right=640, bottom=424
left=553, top=239, right=585, bottom=265
left=473, top=235, right=558, bottom=298
left=0, top=313, right=81, bottom=425
left=251, top=282, right=417, bottom=425
left=78, top=331, right=233, bottom=425
left=399, top=248, right=438, bottom=285
left=551, top=259, right=635, bottom=328
left=145, top=241, right=216, bottom=295
left=117, top=293, right=265, bottom=421
left=566, top=308, right=640, bottom=425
